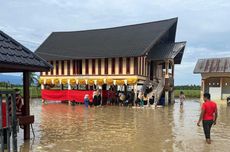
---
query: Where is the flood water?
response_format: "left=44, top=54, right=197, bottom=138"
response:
left=17, top=99, right=230, bottom=152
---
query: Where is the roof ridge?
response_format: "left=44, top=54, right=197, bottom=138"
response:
left=141, top=18, right=178, bottom=55
left=51, top=17, right=178, bottom=34
left=198, top=57, right=230, bottom=61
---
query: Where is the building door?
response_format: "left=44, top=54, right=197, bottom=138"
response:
left=209, top=87, right=221, bottom=100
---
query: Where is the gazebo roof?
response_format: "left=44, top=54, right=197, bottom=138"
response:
left=0, top=30, right=52, bottom=72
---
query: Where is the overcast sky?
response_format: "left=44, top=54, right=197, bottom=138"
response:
left=1, top=0, right=230, bottom=85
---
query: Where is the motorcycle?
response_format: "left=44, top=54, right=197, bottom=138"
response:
left=227, top=96, right=230, bottom=106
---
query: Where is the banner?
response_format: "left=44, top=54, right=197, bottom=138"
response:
left=42, top=90, right=96, bottom=103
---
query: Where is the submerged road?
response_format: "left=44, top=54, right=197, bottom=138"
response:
left=18, top=99, right=230, bottom=152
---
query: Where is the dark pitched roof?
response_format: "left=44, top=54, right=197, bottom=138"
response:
left=0, top=30, right=52, bottom=72
left=36, top=18, right=178, bottom=60
left=147, top=42, right=186, bottom=64
left=194, top=57, right=230, bottom=74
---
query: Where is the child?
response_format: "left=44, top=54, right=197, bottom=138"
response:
left=179, top=91, right=186, bottom=106
left=84, top=94, right=90, bottom=108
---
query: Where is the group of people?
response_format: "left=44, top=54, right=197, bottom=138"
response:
left=83, top=90, right=102, bottom=108
left=83, top=89, right=157, bottom=108
left=135, top=91, right=155, bottom=107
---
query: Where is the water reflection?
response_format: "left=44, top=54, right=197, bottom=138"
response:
left=18, top=99, right=230, bottom=152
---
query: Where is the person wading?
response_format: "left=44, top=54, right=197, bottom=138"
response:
left=197, top=93, right=218, bottom=144
left=179, top=91, right=185, bottom=107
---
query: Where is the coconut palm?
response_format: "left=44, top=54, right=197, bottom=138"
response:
left=29, top=72, right=39, bottom=86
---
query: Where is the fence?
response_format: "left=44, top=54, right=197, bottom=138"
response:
left=0, top=91, right=17, bottom=152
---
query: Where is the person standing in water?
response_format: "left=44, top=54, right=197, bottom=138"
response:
left=84, top=94, right=90, bottom=108
left=197, top=93, right=218, bottom=144
left=179, top=91, right=186, bottom=106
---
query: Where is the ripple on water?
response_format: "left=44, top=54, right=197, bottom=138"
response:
left=17, top=99, right=230, bottom=152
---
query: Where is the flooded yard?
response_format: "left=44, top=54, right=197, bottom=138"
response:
left=18, top=99, right=230, bottom=152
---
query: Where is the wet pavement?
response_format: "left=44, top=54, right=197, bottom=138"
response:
left=18, top=99, right=230, bottom=152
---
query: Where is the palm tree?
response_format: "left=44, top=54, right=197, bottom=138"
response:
left=29, top=72, right=39, bottom=86
left=21, top=72, right=39, bottom=98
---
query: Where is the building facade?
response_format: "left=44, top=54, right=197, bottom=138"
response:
left=36, top=18, right=186, bottom=105
left=194, top=57, right=230, bottom=100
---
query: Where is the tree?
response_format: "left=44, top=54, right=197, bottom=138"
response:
left=29, top=72, right=39, bottom=86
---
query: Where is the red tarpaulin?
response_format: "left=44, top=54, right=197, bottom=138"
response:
left=42, top=90, right=96, bottom=102
left=42, top=90, right=116, bottom=102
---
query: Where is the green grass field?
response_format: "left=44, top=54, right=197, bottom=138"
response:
left=174, top=89, right=200, bottom=98
left=0, top=87, right=41, bottom=98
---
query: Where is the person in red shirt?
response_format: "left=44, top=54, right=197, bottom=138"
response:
left=197, top=93, right=218, bottom=144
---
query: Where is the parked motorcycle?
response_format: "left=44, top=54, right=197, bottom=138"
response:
left=227, top=96, right=230, bottom=106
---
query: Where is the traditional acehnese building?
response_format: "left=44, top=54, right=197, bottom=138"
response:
left=194, top=57, right=230, bottom=100
left=35, top=18, right=186, bottom=105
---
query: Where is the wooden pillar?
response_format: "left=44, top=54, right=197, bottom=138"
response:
left=171, top=61, right=175, bottom=104
left=165, top=91, right=169, bottom=106
left=172, top=62, right=175, bottom=78
left=201, top=79, right=205, bottom=100
left=220, top=78, right=223, bottom=100
left=164, top=60, right=169, bottom=106
left=68, top=80, right=71, bottom=105
left=23, top=71, right=30, bottom=140
left=134, top=84, right=137, bottom=106
left=165, top=60, right=169, bottom=78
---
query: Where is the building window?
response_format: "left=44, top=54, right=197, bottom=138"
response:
left=105, top=58, right=108, bottom=74
left=50, top=61, right=53, bottom=75
left=61, top=60, right=65, bottom=75
left=126, top=57, right=130, bottom=74
left=112, top=58, right=115, bottom=74
left=98, top=59, right=101, bottom=75
left=92, top=59, right=96, bottom=74
left=85, top=59, right=89, bottom=75
left=119, top=57, right=123, bottom=74
left=134, top=57, right=138, bottom=75
left=56, top=61, right=59, bottom=75
left=67, top=60, right=70, bottom=75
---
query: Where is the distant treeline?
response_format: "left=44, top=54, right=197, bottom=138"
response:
left=175, top=85, right=200, bottom=90
left=0, top=82, right=21, bottom=88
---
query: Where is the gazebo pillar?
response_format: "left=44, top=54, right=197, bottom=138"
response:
left=23, top=71, right=30, bottom=139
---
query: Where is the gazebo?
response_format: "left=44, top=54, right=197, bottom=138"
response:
left=0, top=30, right=52, bottom=141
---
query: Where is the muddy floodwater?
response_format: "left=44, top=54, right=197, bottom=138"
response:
left=17, top=99, right=230, bottom=152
